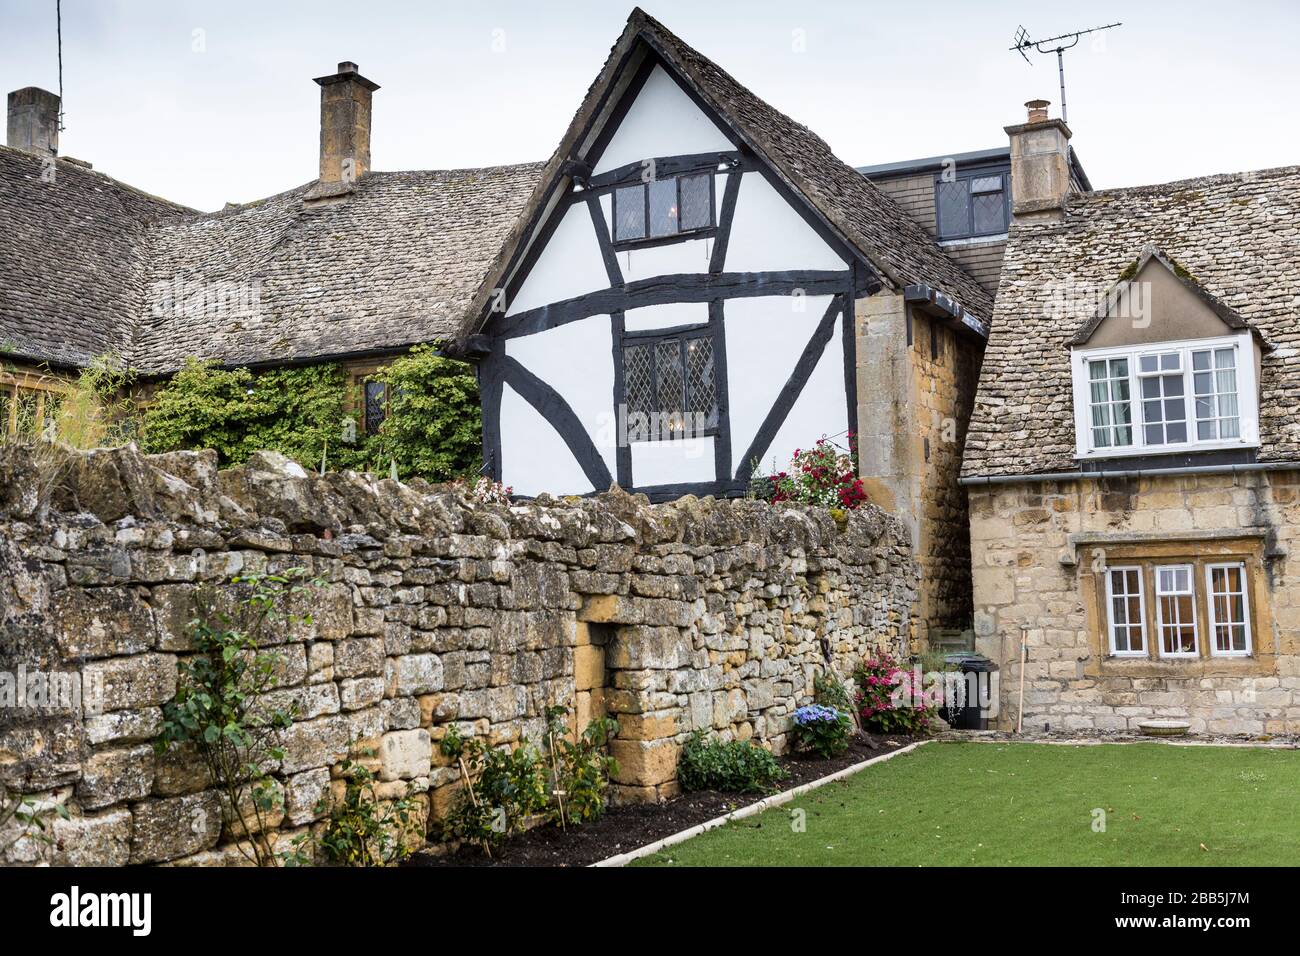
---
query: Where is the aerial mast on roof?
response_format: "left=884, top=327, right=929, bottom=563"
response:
left=1009, top=22, right=1122, bottom=125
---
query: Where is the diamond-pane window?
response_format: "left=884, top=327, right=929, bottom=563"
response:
left=655, top=339, right=683, bottom=411
left=685, top=336, right=717, bottom=425
left=612, top=171, right=714, bottom=244
left=679, top=174, right=712, bottom=231
left=614, top=185, right=645, bottom=242
left=935, top=170, right=1009, bottom=239
left=624, top=344, right=653, bottom=417
left=936, top=180, right=972, bottom=239
left=622, top=329, right=717, bottom=442
left=364, top=381, right=388, bottom=435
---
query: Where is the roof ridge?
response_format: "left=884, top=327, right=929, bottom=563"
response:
left=1070, top=164, right=1300, bottom=203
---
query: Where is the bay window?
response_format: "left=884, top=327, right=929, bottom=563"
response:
left=1072, top=334, right=1257, bottom=459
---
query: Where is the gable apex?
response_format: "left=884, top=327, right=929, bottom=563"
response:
left=1070, top=245, right=1268, bottom=350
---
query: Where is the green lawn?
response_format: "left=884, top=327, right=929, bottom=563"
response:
left=633, top=742, right=1300, bottom=867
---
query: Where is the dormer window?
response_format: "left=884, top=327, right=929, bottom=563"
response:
left=935, top=169, right=1010, bottom=240
left=1071, top=334, right=1258, bottom=459
left=613, top=172, right=714, bottom=244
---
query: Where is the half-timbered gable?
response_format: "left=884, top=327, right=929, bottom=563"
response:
left=457, top=10, right=990, bottom=507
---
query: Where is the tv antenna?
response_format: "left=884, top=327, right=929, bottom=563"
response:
left=1010, top=22, right=1121, bottom=124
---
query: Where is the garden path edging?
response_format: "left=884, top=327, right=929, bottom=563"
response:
left=590, top=739, right=931, bottom=867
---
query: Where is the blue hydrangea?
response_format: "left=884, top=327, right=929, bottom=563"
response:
left=793, top=704, right=842, bottom=725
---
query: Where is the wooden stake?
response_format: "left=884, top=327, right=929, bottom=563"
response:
left=457, top=754, right=491, bottom=859
left=1017, top=625, right=1028, bottom=734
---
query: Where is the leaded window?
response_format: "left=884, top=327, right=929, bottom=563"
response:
left=613, top=172, right=715, bottom=244
left=622, top=330, right=717, bottom=441
left=935, top=169, right=1010, bottom=240
left=364, top=380, right=388, bottom=435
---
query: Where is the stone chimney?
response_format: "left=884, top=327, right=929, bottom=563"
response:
left=1004, top=98, right=1073, bottom=218
left=305, top=61, right=379, bottom=203
left=7, top=87, right=60, bottom=157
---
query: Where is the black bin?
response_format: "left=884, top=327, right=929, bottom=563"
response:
left=939, top=653, right=998, bottom=730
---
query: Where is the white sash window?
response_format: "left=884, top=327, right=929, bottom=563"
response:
left=1071, top=333, right=1257, bottom=459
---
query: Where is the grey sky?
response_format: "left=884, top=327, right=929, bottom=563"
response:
left=4, top=0, right=1297, bottom=212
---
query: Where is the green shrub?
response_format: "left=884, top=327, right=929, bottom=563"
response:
left=314, top=756, right=424, bottom=867
left=440, top=727, right=548, bottom=850
left=139, top=359, right=360, bottom=469
left=676, top=730, right=786, bottom=794
left=813, top=672, right=853, bottom=712
left=791, top=704, right=853, bottom=758
left=369, top=344, right=482, bottom=482
left=544, top=705, right=619, bottom=826
left=137, top=346, right=482, bottom=482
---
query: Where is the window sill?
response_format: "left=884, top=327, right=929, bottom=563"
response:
left=1074, top=440, right=1259, bottom=462
left=612, top=227, right=717, bottom=252
left=1091, top=653, right=1271, bottom=679
left=937, top=233, right=1008, bottom=248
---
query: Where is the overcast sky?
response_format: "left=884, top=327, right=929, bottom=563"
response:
left=4, top=0, right=1298, bottom=211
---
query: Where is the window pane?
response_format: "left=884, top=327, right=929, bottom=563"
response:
left=972, top=191, right=1006, bottom=234
left=1108, top=568, right=1145, bottom=654
left=1139, top=354, right=1159, bottom=374
left=1156, top=565, right=1197, bottom=656
left=970, top=175, right=1003, bottom=194
left=679, top=174, right=712, bottom=231
left=614, top=185, right=645, bottom=241
left=936, top=179, right=971, bottom=239
left=364, top=381, right=387, bottom=435
left=1209, top=564, right=1250, bottom=654
left=655, top=339, right=683, bottom=419
left=624, top=344, right=653, bottom=417
left=1087, top=358, right=1134, bottom=449
left=648, top=178, right=678, bottom=238
left=1192, top=347, right=1239, bottom=441
left=684, top=335, right=716, bottom=428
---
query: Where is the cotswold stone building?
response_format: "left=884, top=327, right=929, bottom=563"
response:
left=962, top=102, right=1300, bottom=734
left=2, top=9, right=1017, bottom=642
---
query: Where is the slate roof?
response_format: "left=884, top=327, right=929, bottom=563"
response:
left=0, top=143, right=542, bottom=373
left=963, top=165, right=1300, bottom=479
left=0, top=145, right=192, bottom=368
left=458, top=7, right=993, bottom=341
left=134, top=164, right=543, bottom=371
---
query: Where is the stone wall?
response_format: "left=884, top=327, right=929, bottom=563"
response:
left=969, top=470, right=1300, bottom=735
left=856, top=292, right=980, bottom=644
left=0, top=443, right=916, bottom=865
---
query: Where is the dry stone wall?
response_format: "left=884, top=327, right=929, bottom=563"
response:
left=0, top=444, right=916, bottom=865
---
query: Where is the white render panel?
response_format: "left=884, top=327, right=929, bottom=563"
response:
left=499, top=383, right=595, bottom=497
left=624, top=302, right=710, bottom=332
left=723, top=294, right=835, bottom=467
left=616, top=235, right=715, bottom=281
left=505, top=315, right=618, bottom=478
left=592, top=65, right=733, bottom=174
left=508, top=202, right=608, bottom=316
left=631, top=437, right=716, bottom=487
left=764, top=310, right=848, bottom=472
left=724, top=171, right=845, bottom=273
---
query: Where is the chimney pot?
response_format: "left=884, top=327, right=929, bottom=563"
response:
left=1025, top=99, right=1050, bottom=124
left=7, top=87, right=61, bottom=157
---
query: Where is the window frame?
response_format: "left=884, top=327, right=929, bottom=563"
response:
left=1153, top=563, right=1200, bottom=659
left=362, top=378, right=389, bottom=436
left=611, top=171, right=717, bottom=248
left=1104, top=565, right=1148, bottom=657
left=1204, top=561, right=1253, bottom=658
left=933, top=166, right=1011, bottom=241
left=1071, top=332, right=1258, bottom=460
left=620, top=324, right=719, bottom=444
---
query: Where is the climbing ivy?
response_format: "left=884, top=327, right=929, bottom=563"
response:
left=137, top=346, right=482, bottom=482
left=368, top=345, right=482, bottom=482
